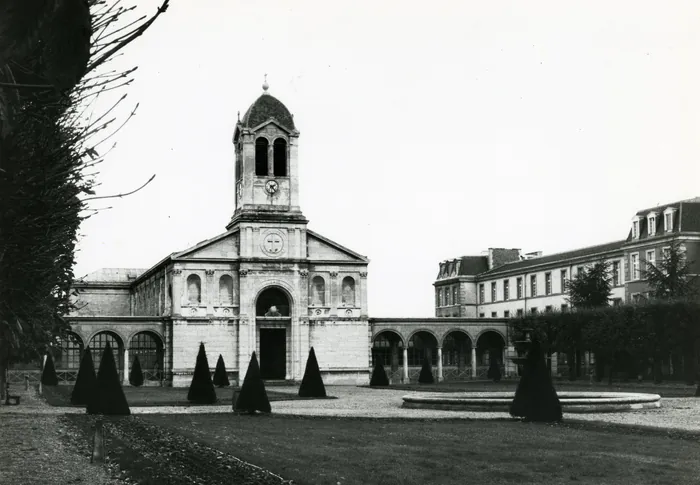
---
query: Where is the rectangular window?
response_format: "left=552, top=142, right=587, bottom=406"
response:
left=491, top=311, right=497, bottom=318
left=531, top=307, right=538, bottom=314
left=516, top=309, right=524, bottom=317
left=662, top=246, right=670, bottom=261
left=453, top=286, right=458, bottom=305
left=545, top=305, right=553, bottom=313
left=631, top=253, right=639, bottom=280
left=504, top=310, right=510, bottom=318
left=560, top=269, right=568, bottom=293
left=445, top=288, right=450, bottom=306
left=612, top=298, right=622, bottom=306
left=665, top=213, right=673, bottom=232
left=646, top=249, right=655, bottom=275
left=612, top=261, right=620, bottom=286
left=491, top=282, right=497, bottom=302
left=479, top=313, right=485, bottom=318
left=503, top=280, right=510, bottom=301
left=516, top=277, right=523, bottom=299
left=632, top=220, right=639, bottom=238
left=561, top=304, right=569, bottom=312
left=577, top=266, right=584, bottom=276
left=437, top=290, right=441, bottom=307
left=545, top=272, right=552, bottom=295
left=648, top=216, right=656, bottom=235
left=479, top=284, right=484, bottom=304
left=530, top=275, right=537, bottom=297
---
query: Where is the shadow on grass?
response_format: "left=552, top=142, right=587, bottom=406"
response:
left=43, top=385, right=337, bottom=407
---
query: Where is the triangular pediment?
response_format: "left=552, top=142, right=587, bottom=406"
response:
left=250, top=119, right=296, bottom=135
left=306, top=230, right=369, bottom=263
left=174, top=229, right=239, bottom=260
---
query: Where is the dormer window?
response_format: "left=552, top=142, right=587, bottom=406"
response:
left=631, top=217, right=641, bottom=239
left=647, top=213, right=657, bottom=236
left=663, top=207, right=676, bottom=232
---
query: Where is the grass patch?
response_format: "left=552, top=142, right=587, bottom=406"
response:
left=136, top=413, right=700, bottom=485
left=43, top=385, right=335, bottom=407
left=368, top=379, right=696, bottom=397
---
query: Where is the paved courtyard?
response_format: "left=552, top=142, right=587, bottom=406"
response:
left=3, top=385, right=699, bottom=433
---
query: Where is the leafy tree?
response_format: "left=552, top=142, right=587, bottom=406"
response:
left=0, top=1, right=169, bottom=402
left=87, top=342, right=130, bottom=415
left=510, top=339, right=562, bottom=422
left=298, top=347, right=326, bottom=398
left=642, top=239, right=698, bottom=301
left=71, top=346, right=96, bottom=405
left=129, top=355, right=144, bottom=387
left=369, top=355, right=389, bottom=387
left=212, top=354, right=230, bottom=387
left=418, top=355, right=434, bottom=384
left=41, top=352, right=58, bottom=386
left=187, top=342, right=217, bottom=404
left=234, top=352, right=271, bottom=414
left=566, top=261, right=612, bottom=309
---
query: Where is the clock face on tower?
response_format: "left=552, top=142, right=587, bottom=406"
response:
left=265, top=179, right=279, bottom=195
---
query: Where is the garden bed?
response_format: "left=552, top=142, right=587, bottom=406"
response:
left=43, top=385, right=335, bottom=407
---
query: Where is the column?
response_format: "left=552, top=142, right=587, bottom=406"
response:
left=402, top=348, right=409, bottom=383
left=390, top=342, right=399, bottom=372
left=123, top=348, right=130, bottom=386
left=329, top=272, right=338, bottom=315
left=205, top=269, right=215, bottom=315
left=437, top=347, right=443, bottom=382
left=471, top=347, right=477, bottom=378
left=171, top=269, right=183, bottom=316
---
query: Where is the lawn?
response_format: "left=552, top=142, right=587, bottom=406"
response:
left=43, top=384, right=333, bottom=407
left=64, top=413, right=700, bottom=485
left=369, top=379, right=697, bottom=397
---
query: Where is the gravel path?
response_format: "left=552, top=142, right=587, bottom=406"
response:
left=4, top=386, right=700, bottom=433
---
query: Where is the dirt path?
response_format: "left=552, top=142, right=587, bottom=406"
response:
left=0, top=388, right=123, bottom=485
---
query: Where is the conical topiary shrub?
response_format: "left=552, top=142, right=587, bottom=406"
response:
left=487, top=352, right=502, bottom=383
left=87, top=342, right=131, bottom=415
left=510, top=339, right=562, bottom=422
left=187, top=342, right=217, bottom=404
left=418, top=355, right=434, bottom=384
left=129, top=355, right=144, bottom=387
left=369, top=355, right=389, bottom=386
left=41, top=352, right=59, bottom=386
left=213, top=354, right=230, bottom=387
left=71, top=346, right=97, bottom=405
left=234, top=352, right=271, bottom=414
left=299, top=347, right=326, bottom=397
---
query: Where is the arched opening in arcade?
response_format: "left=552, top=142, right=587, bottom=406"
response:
left=129, top=331, right=164, bottom=382
left=441, top=330, right=473, bottom=380
left=372, top=331, right=404, bottom=378
left=255, top=287, right=291, bottom=380
left=54, top=331, right=84, bottom=382
left=476, top=331, right=506, bottom=379
left=89, top=331, right=124, bottom=377
left=408, top=331, right=438, bottom=380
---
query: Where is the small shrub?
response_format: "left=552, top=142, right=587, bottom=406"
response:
left=41, top=352, right=59, bottom=386
left=510, top=339, right=562, bottom=422
left=129, top=355, right=144, bottom=387
left=299, top=347, right=326, bottom=398
left=487, top=352, right=502, bottom=383
left=418, top=355, right=434, bottom=384
left=187, top=342, right=217, bottom=404
left=234, top=352, right=271, bottom=414
left=213, top=354, right=230, bottom=387
left=369, top=355, right=389, bottom=387
left=87, top=342, right=131, bottom=415
left=71, top=346, right=97, bottom=405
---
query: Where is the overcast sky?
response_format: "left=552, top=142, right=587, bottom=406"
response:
left=74, top=0, right=700, bottom=317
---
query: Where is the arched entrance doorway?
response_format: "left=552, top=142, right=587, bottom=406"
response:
left=476, top=331, right=506, bottom=379
left=256, top=287, right=291, bottom=380
left=130, top=332, right=165, bottom=382
left=408, top=331, right=438, bottom=382
left=89, top=331, right=124, bottom=378
left=372, top=331, right=404, bottom=382
left=441, top=330, right=472, bottom=380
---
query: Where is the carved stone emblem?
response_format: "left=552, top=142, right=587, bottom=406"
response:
left=239, top=269, right=249, bottom=277
left=329, top=272, right=338, bottom=278
left=205, top=269, right=215, bottom=276
left=172, top=269, right=182, bottom=275
left=190, top=307, right=197, bottom=315
left=345, top=309, right=353, bottom=316
left=261, top=230, right=286, bottom=257
left=299, top=269, right=309, bottom=278
left=315, top=309, right=322, bottom=315
left=359, top=272, right=368, bottom=278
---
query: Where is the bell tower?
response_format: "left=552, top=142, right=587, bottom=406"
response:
left=227, top=78, right=305, bottom=228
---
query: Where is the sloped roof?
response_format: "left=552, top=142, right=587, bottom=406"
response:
left=240, top=93, right=295, bottom=130
left=629, top=198, right=700, bottom=240
left=479, top=240, right=625, bottom=278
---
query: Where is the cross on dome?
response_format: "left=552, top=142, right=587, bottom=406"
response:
left=262, top=73, right=269, bottom=93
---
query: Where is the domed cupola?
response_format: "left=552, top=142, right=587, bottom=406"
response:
left=228, top=77, right=305, bottom=229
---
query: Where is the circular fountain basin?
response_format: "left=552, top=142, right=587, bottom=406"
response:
left=402, top=392, right=661, bottom=413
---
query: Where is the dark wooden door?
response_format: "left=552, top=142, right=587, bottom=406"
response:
left=260, top=329, right=286, bottom=379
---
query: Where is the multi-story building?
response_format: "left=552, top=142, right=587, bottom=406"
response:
left=435, top=197, right=700, bottom=318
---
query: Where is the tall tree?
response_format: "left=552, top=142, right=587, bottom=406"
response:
left=0, top=1, right=169, bottom=401
left=642, top=239, right=698, bottom=301
left=566, top=261, right=613, bottom=309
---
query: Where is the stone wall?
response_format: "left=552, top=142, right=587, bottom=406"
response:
left=309, top=318, right=370, bottom=385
